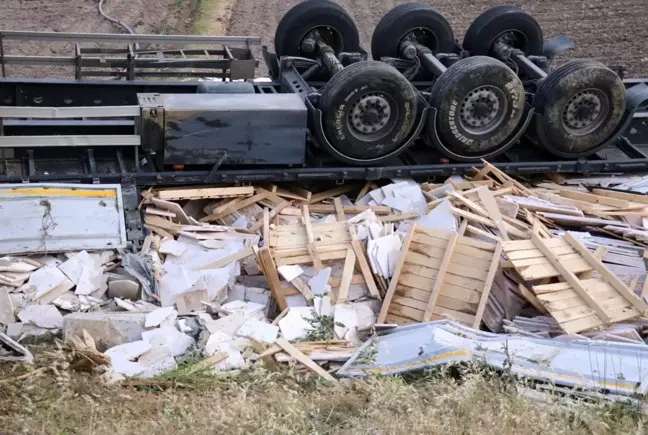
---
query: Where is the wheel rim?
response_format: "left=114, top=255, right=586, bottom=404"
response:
left=299, top=26, right=344, bottom=57
left=458, top=85, right=508, bottom=135
left=491, top=30, right=529, bottom=54
left=561, top=88, right=610, bottom=136
left=347, top=92, right=398, bottom=141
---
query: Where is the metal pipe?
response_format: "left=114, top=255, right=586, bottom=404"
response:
left=492, top=41, right=547, bottom=79
left=316, top=40, right=344, bottom=75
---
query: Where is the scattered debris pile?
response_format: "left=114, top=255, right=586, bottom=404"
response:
left=4, top=162, right=648, bottom=394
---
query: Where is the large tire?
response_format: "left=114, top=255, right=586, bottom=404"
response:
left=371, top=3, right=455, bottom=60
left=428, top=56, right=525, bottom=159
left=318, top=60, right=419, bottom=163
left=274, top=1, right=360, bottom=58
left=532, top=59, right=626, bottom=155
left=463, top=6, right=543, bottom=57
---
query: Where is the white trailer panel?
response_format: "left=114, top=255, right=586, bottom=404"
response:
left=0, top=183, right=127, bottom=254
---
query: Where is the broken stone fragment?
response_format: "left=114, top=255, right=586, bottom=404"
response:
left=17, top=304, right=64, bottom=329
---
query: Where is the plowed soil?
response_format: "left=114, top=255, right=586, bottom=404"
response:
left=226, top=0, right=648, bottom=77
left=0, top=0, right=199, bottom=77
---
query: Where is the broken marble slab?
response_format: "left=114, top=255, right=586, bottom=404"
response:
left=176, top=289, right=209, bottom=315
left=0, top=257, right=40, bottom=274
left=64, top=312, right=146, bottom=350
left=0, top=286, right=15, bottom=325
left=5, top=322, right=58, bottom=341
left=58, top=251, right=103, bottom=295
left=17, top=305, right=64, bottom=329
left=198, top=312, right=248, bottom=336
left=203, top=331, right=247, bottom=371
left=159, top=239, right=189, bottom=257
left=27, top=266, right=67, bottom=300
left=52, top=292, right=101, bottom=312
left=145, top=307, right=177, bottom=328
left=418, top=199, right=458, bottom=233
left=236, top=317, right=278, bottom=344
left=308, top=267, right=331, bottom=296
left=37, top=277, right=74, bottom=305
left=278, top=307, right=315, bottom=341
left=142, top=326, right=195, bottom=357
left=105, top=340, right=152, bottom=363
left=220, top=300, right=266, bottom=319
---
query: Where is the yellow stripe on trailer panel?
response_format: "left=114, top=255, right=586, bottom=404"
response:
left=0, top=188, right=116, bottom=198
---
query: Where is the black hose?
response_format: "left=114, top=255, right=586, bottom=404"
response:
left=98, top=0, right=135, bottom=34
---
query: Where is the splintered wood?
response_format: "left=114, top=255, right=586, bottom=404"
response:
left=502, top=233, right=648, bottom=333
left=378, top=224, right=501, bottom=328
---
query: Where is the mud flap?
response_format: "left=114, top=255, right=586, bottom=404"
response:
left=424, top=102, right=535, bottom=162
left=532, top=83, right=648, bottom=158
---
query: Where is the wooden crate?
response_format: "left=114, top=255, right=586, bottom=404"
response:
left=502, top=233, right=648, bottom=333
left=378, top=224, right=501, bottom=328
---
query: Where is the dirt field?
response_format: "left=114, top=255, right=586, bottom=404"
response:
left=0, top=0, right=199, bottom=77
left=0, top=0, right=647, bottom=77
left=226, top=0, right=648, bottom=77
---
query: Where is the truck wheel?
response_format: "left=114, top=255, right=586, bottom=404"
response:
left=533, top=59, right=626, bottom=155
left=371, top=3, right=455, bottom=60
left=428, top=56, right=525, bottom=159
left=463, top=6, right=543, bottom=57
left=275, top=0, right=360, bottom=59
left=318, top=60, right=419, bottom=163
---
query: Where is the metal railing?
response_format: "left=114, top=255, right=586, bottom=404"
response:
left=0, top=30, right=261, bottom=81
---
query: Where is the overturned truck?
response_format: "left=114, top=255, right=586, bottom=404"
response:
left=0, top=1, right=647, bottom=185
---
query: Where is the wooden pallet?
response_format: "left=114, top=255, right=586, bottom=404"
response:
left=501, top=232, right=648, bottom=333
left=377, top=224, right=502, bottom=328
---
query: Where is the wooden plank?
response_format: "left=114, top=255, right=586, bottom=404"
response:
left=449, top=252, right=492, bottom=271
left=560, top=314, right=603, bottom=334
left=436, top=294, right=479, bottom=313
left=511, top=252, right=583, bottom=268
left=502, top=238, right=571, bottom=252
left=519, top=284, right=549, bottom=313
left=200, top=247, right=255, bottom=270
left=337, top=248, right=356, bottom=304
left=472, top=242, right=502, bottom=328
left=145, top=207, right=176, bottom=218
left=456, top=236, right=496, bottom=252
left=395, top=285, right=431, bottom=302
left=453, top=244, right=494, bottom=260
left=560, top=189, right=630, bottom=208
left=592, top=188, right=648, bottom=205
left=249, top=200, right=289, bottom=233
left=517, top=258, right=592, bottom=280
left=564, top=233, right=648, bottom=314
left=409, top=243, right=446, bottom=261
left=158, top=186, right=254, bottom=201
left=308, top=204, right=391, bottom=215
left=309, top=185, right=358, bottom=204
left=506, top=246, right=575, bottom=260
left=447, top=263, right=489, bottom=281
left=257, top=247, right=287, bottom=311
left=392, top=295, right=429, bottom=311
left=262, top=208, right=270, bottom=243
left=401, top=261, right=438, bottom=279
left=411, top=232, right=448, bottom=249
left=465, top=225, right=502, bottom=243
left=384, top=313, right=418, bottom=325
left=378, top=225, right=416, bottom=323
left=444, top=274, right=486, bottom=292
left=302, top=205, right=324, bottom=271
left=275, top=338, right=338, bottom=384
left=144, top=224, right=174, bottom=239
left=440, top=284, right=481, bottom=304
left=433, top=306, right=476, bottom=325
left=477, top=186, right=509, bottom=240
left=350, top=235, right=381, bottom=299
left=201, top=191, right=270, bottom=222
left=275, top=249, right=348, bottom=266
left=415, top=227, right=453, bottom=241
left=579, top=246, right=608, bottom=280
left=423, top=233, right=458, bottom=321
left=400, top=273, right=436, bottom=291
left=333, top=197, right=345, bottom=221
left=532, top=234, right=610, bottom=323
left=543, top=296, right=587, bottom=311
left=378, top=212, right=420, bottom=223
left=389, top=303, right=425, bottom=322
left=552, top=305, right=598, bottom=323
